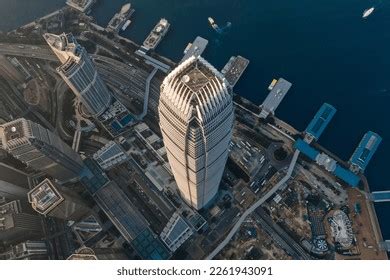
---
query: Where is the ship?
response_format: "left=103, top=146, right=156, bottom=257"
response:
left=208, top=17, right=231, bottom=34
left=142, top=18, right=170, bottom=50
left=362, top=7, right=375, bottom=19
left=208, top=17, right=219, bottom=30
left=106, top=3, right=134, bottom=33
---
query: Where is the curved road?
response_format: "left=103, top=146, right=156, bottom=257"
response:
left=205, top=150, right=300, bottom=259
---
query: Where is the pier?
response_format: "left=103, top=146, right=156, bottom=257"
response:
left=181, top=36, right=208, bottom=62
left=349, top=131, right=382, bottom=173
left=304, top=103, right=337, bottom=142
left=379, top=240, right=390, bottom=251
left=259, top=78, right=292, bottom=119
left=370, top=191, right=390, bottom=203
left=221, top=55, right=249, bottom=87
left=66, top=0, right=95, bottom=13
left=106, top=3, right=134, bottom=33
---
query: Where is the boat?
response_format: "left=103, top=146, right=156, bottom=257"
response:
left=142, top=18, right=170, bottom=50
left=121, top=19, right=131, bottom=31
left=362, top=7, right=375, bottom=18
left=208, top=17, right=220, bottom=31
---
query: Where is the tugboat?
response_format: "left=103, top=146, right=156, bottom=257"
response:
left=208, top=17, right=219, bottom=30
left=208, top=17, right=231, bottom=34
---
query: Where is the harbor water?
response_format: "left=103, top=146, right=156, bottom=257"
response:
left=0, top=0, right=389, bottom=241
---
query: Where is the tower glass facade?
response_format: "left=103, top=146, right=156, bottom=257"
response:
left=0, top=118, right=84, bottom=182
left=44, top=32, right=111, bottom=116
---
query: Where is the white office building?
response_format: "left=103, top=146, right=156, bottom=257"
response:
left=158, top=56, right=234, bottom=209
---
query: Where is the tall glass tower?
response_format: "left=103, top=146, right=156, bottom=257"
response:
left=0, top=118, right=85, bottom=182
left=158, top=56, right=234, bottom=209
left=44, top=32, right=111, bottom=116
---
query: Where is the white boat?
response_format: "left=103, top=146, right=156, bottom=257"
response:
left=208, top=17, right=215, bottom=25
left=362, top=7, right=375, bottom=18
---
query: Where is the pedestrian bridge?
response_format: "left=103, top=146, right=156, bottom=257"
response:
left=370, top=191, right=390, bottom=203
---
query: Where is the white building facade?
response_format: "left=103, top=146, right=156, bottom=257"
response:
left=158, top=56, right=234, bottom=209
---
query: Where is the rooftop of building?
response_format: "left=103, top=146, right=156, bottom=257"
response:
left=27, top=179, right=64, bottom=215
left=67, top=246, right=98, bottom=260
left=160, top=212, right=193, bottom=250
left=66, top=0, right=94, bottom=9
left=161, top=56, right=231, bottom=121
left=131, top=228, right=171, bottom=260
left=44, top=32, right=83, bottom=64
left=93, top=141, right=124, bottom=161
left=1, top=118, right=29, bottom=143
left=0, top=200, right=22, bottom=230
left=44, top=33, right=77, bottom=52
left=93, top=181, right=149, bottom=242
left=80, top=158, right=110, bottom=194
left=0, top=199, right=21, bottom=212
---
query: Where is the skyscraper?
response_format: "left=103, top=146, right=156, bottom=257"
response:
left=0, top=200, right=43, bottom=245
left=0, top=180, right=28, bottom=202
left=0, top=118, right=85, bottom=182
left=158, top=56, right=234, bottom=209
left=0, top=240, right=48, bottom=260
left=44, top=32, right=111, bottom=116
left=28, top=178, right=90, bottom=221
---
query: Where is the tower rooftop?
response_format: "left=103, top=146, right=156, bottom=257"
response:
left=27, top=179, right=64, bottom=215
left=161, top=56, right=231, bottom=122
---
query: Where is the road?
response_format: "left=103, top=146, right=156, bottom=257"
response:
left=137, top=67, right=158, bottom=120
left=205, top=150, right=300, bottom=259
left=0, top=43, right=57, bottom=61
left=254, top=208, right=312, bottom=260
left=0, top=42, right=163, bottom=120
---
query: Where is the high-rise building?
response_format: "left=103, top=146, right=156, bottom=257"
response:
left=44, top=32, right=111, bottom=116
left=28, top=178, right=90, bottom=221
left=67, top=246, right=97, bottom=260
left=0, top=240, right=48, bottom=260
left=0, top=180, right=28, bottom=202
left=160, top=212, right=193, bottom=252
left=158, top=56, right=234, bottom=209
left=0, top=200, right=43, bottom=245
left=0, top=118, right=85, bottom=182
left=93, top=141, right=128, bottom=170
left=67, top=246, right=128, bottom=260
left=0, top=160, right=31, bottom=202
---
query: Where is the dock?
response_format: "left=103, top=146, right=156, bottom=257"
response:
left=304, top=103, right=337, bottom=143
left=66, top=0, right=96, bottom=13
left=106, top=3, right=134, bottom=33
left=141, top=18, right=170, bottom=52
left=221, top=55, right=249, bottom=87
left=259, top=78, right=292, bottom=119
left=181, top=36, right=208, bottom=62
left=370, top=191, right=390, bottom=203
left=349, top=131, right=382, bottom=173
